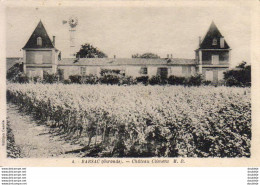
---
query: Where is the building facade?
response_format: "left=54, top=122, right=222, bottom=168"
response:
left=58, top=58, right=197, bottom=80
left=21, top=20, right=231, bottom=83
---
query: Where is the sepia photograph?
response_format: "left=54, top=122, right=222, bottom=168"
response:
left=1, top=1, right=259, bottom=167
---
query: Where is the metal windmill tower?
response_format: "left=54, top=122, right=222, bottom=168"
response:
left=63, top=16, right=78, bottom=58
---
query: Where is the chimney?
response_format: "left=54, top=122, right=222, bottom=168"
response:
left=52, top=36, right=56, bottom=46
left=167, top=54, right=169, bottom=58
left=170, top=54, right=173, bottom=58
left=220, top=37, right=224, bottom=48
left=114, top=55, right=116, bottom=59
left=199, top=36, right=201, bottom=47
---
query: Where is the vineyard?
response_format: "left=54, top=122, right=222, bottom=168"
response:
left=6, top=83, right=251, bottom=157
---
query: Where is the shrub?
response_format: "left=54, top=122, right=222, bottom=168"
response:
left=81, top=75, right=99, bottom=84
left=100, top=69, right=121, bottom=76
left=57, top=69, right=64, bottom=81
left=165, top=75, right=203, bottom=86
left=149, top=76, right=161, bottom=85
left=100, top=74, right=120, bottom=85
left=217, top=80, right=225, bottom=86
left=224, top=61, right=251, bottom=87
left=168, top=75, right=186, bottom=85
left=149, top=76, right=168, bottom=85
left=7, top=63, right=29, bottom=83
left=187, top=74, right=203, bottom=86
left=225, top=76, right=242, bottom=87
left=33, top=76, right=42, bottom=83
left=43, top=72, right=59, bottom=84
left=7, top=63, right=22, bottom=81
left=136, top=76, right=149, bottom=85
left=120, top=76, right=137, bottom=85
left=69, top=75, right=82, bottom=84
left=16, top=73, right=29, bottom=83
left=68, top=74, right=136, bottom=85
left=63, top=79, right=71, bottom=84
left=202, top=80, right=212, bottom=86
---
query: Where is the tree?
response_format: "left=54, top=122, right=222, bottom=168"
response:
left=132, top=52, right=160, bottom=59
left=6, top=63, right=29, bottom=83
left=76, top=43, right=108, bottom=58
left=224, top=61, right=251, bottom=87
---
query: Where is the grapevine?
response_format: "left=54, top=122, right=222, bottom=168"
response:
left=6, top=83, right=251, bottom=157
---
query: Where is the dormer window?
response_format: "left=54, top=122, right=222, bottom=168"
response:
left=212, top=38, right=217, bottom=45
left=37, top=37, right=42, bottom=46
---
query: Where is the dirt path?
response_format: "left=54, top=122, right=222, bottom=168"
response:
left=7, top=103, right=84, bottom=158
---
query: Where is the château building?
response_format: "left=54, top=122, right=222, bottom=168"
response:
left=19, top=20, right=230, bottom=83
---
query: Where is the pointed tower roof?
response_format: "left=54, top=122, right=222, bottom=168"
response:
left=199, top=21, right=230, bottom=49
left=23, top=20, right=55, bottom=49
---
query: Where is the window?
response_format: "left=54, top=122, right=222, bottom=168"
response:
left=140, top=67, right=148, bottom=75
left=157, top=68, right=168, bottom=78
left=212, top=38, right=217, bottom=45
left=80, top=67, right=86, bottom=75
left=37, top=37, right=42, bottom=46
left=212, top=55, right=219, bottom=65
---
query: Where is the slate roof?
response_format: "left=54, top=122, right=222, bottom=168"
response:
left=23, top=21, right=55, bottom=49
left=199, top=21, right=230, bottom=49
left=59, top=58, right=197, bottom=66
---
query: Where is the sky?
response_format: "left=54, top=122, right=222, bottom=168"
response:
left=6, top=4, right=251, bottom=67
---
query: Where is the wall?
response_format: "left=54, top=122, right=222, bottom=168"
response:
left=147, top=66, right=157, bottom=77
left=202, top=67, right=228, bottom=83
left=60, top=65, right=151, bottom=79
left=169, top=66, right=196, bottom=77
left=26, top=50, right=53, bottom=64
left=169, top=66, right=182, bottom=76
left=126, top=65, right=197, bottom=78
left=26, top=67, right=52, bottom=78
left=202, top=51, right=229, bottom=65
left=195, top=51, right=199, bottom=63
left=59, top=66, right=81, bottom=79
left=26, top=68, right=42, bottom=78
left=125, top=66, right=142, bottom=77
left=59, top=65, right=198, bottom=79
left=88, top=66, right=100, bottom=76
left=59, top=66, right=104, bottom=79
